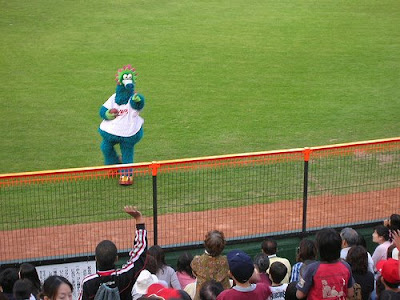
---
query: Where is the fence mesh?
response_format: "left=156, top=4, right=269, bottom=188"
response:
left=0, top=138, right=399, bottom=264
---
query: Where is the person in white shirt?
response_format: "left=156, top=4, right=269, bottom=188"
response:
left=371, top=225, right=391, bottom=270
left=340, top=227, right=374, bottom=273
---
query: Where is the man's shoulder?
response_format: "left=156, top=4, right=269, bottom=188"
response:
left=82, top=272, right=100, bottom=285
left=272, top=256, right=291, bottom=266
left=216, top=288, right=236, bottom=299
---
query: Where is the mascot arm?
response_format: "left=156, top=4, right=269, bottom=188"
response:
left=100, top=105, right=117, bottom=120
left=130, top=93, right=145, bottom=110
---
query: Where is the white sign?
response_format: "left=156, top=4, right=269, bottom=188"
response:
left=36, top=261, right=96, bottom=299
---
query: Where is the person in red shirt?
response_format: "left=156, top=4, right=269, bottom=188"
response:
left=217, top=250, right=271, bottom=300
left=296, top=228, right=355, bottom=300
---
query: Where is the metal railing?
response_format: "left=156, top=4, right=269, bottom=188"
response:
left=1, top=137, right=399, bottom=264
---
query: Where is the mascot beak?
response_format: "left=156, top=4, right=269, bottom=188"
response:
left=122, top=79, right=133, bottom=89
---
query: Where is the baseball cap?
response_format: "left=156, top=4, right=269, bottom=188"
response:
left=146, top=283, right=181, bottom=299
left=133, top=270, right=159, bottom=294
left=227, top=249, right=254, bottom=283
left=376, top=258, right=400, bottom=284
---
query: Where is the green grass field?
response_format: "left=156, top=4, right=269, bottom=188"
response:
left=1, top=0, right=399, bottom=174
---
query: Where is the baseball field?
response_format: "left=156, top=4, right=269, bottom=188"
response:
left=1, top=0, right=399, bottom=174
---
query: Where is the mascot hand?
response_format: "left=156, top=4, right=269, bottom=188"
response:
left=105, top=109, right=118, bottom=120
left=133, top=93, right=141, bottom=103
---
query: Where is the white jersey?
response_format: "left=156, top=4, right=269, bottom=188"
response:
left=269, top=283, right=288, bottom=300
left=99, top=93, right=144, bottom=137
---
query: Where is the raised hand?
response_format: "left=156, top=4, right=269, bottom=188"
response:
left=124, top=205, right=143, bottom=223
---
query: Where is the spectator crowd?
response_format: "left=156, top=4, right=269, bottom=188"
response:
left=1, top=210, right=399, bottom=300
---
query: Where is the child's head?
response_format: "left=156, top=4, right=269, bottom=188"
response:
left=316, top=228, right=342, bottom=262
left=227, top=250, right=254, bottom=284
left=199, top=280, right=224, bottom=300
left=377, top=258, right=400, bottom=288
left=204, top=230, right=226, bottom=257
left=269, top=262, right=287, bottom=285
left=253, top=253, right=270, bottom=273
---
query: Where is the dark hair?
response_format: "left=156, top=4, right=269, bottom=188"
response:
left=13, top=279, right=33, bottom=300
left=296, top=239, right=317, bottom=263
left=145, top=254, right=159, bottom=274
left=374, top=225, right=390, bottom=241
left=176, top=252, right=195, bottom=278
left=261, top=238, right=277, bottom=255
left=95, top=240, right=118, bottom=270
left=285, top=281, right=299, bottom=300
left=387, top=244, right=396, bottom=259
left=388, top=214, right=400, bottom=231
left=316, top=228, right=342, bottom=262
left=199, top=280, right=224, bottom=300
left=253, top=253, right=270, bottom=273
left=204, top=230, right=226, bottom=257
left=178, top=290, right=192, bottom=300
left=381, top=277, right=400, bottom=290
left=0, top=268, right=19, bottom=293
left=346, top=246, right=368, bottom=274
left=19, top=263, right=41, bottom=294
left=269, top=262, right=287, bottom=284
left=148, top=245, right=167, bottom=273
left=38, top=275, right=73, bottom=300
left=357, top=233, right=367, bottom=249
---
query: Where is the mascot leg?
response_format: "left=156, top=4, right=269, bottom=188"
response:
left=99, top=129, right=120, bottom=165
left=100, top=139, right=120, bottom=165
left=119, top=127, right=144, bottom=186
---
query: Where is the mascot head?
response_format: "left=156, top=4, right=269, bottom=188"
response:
left=115, top=65, right=138, bottom=105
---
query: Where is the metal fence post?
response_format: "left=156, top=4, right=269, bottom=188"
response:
left=151, top=162, right=160, bottom=245
left=302, top=148, right=311, bottom=235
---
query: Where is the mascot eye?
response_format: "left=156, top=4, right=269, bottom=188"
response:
left=127, top=74, right=133, bottom=80
left=123, top=74, right=128, bottom=80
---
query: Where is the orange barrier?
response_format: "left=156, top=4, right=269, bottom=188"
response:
left=0, top=137, right=399, bottom=264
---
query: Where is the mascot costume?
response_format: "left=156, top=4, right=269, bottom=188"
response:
left=98, top=65, right=145, bottom=185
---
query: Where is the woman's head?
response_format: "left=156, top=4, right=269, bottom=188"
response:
left=204, top=230, right=225, bottom=257
left=387, top=214, right=400, bottom=231
left=346, top=245, right=368, bottom=274
left=147, top=245, right=167, bottom=271
left=13, top=278, right=33, bottom=300
left=176, top=252, right=195, bottom=278
left=372, top=225, right=390, bottom=244
left=296, top=239, right=317, bottom=263
left=315, top=228, right=342, bottom=262
left=39, top=275, right=73, bottom=300
left=19, top=263, right=41, bottom=291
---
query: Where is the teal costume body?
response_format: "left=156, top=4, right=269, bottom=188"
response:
left=98, top=65, right=145, bottom=185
